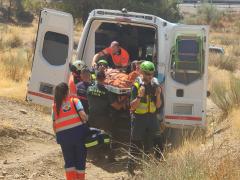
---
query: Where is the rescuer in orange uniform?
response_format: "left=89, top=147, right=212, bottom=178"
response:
left=92, top=41, right=129, bottom=68
left=52, top=82, right=89, bottom=180
left=68, top=60, right=87, bottom=97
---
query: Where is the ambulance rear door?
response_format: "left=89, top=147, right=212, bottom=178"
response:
left=164, top=25, right=209, bottom=128
left=27, top=9, right=74, bottom=107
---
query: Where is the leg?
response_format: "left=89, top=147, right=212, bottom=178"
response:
left=75, top=141, right=87, bottom=180
left=60, top=144, right=77, bottom=180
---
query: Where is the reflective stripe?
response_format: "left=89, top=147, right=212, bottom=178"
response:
left=134, top=81, right=157, bottom=114
left=104, top=138, right=110, bottom=144
left=55, top=117, right=82, bottom=129
left=85, top=140, right=98, bottom=148
left=56, top=121, right=84, bottom=133
left=55, top=114, right=79, bottom=123
left=65, top=167, right=76, bottom=172
left=135, top=97, right=156, bottom=114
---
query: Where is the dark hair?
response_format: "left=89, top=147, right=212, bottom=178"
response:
left=54, top=82, right=69, bottom=115
left=96, top=71, right=106, bottom=81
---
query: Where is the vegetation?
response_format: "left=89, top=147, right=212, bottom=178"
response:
left=0, top=0, right=181, bottom=24
left=183, top=3, right=223, bottom=27
left=209, top=54, right=238, bottom=72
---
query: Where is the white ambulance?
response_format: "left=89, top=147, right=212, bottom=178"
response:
left=27, top=8, right=209, bottom=129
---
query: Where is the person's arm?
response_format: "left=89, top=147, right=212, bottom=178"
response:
left=79, top=110, right=88, bottom=123
left=92, top=49, right=109, bottom=66
left=74, top=99, right=88, bottom=122
left=130, top=86, right=145, bottom=111
left=155, top=86, right=162, bottom=109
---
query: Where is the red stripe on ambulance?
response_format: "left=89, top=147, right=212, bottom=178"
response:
left=28, top=91, right=54, bottom=100
left=165, top=115, right=202, bottom=121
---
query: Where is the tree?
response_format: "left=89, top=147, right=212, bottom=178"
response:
left=58, top=0, right=181, bottom=24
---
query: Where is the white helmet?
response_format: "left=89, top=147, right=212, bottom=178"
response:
left=72, top=60, right=86, bottom=71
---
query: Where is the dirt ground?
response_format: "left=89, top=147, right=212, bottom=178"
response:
left=0, top=96, right=239, bottom=180
left=0, top=97, right=128, bottom=180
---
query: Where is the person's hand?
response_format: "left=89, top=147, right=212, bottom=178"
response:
left=92, top=63, right=97, bottom=69
left=155, top=86, right=162, bottom=96
left=138, top=86, right=145, bottom=98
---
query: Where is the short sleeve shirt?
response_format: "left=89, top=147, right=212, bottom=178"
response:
left=103, top=47, right=129, bottom=67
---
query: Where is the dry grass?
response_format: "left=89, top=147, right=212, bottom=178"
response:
left=210, top=76, right=240, bottom=115
left=140, top=137, right=240, bottom=180
left=209, top=54, right=238, bottom=72
left=0, top=23, right=36, bottom=100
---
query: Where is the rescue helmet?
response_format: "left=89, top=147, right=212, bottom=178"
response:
left=140, top=61, right=155, bottom=73
left=69, top=60, right=86, bottom=74
left=72, top=60, right=86, bottom=71
left=97, top=59, right=108, bottom=65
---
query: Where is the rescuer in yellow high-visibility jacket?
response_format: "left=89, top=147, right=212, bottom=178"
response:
left=127, top=61, right=162, bottom=175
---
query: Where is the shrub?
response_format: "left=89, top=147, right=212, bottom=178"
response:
left=0, top=49, right=30, bottom=82
left=231, top=45, right=240, bottom=57
left=197, top=3, right=223, bottom=27
left=209, top=54, right=238, bottom=72
left=211, top=77, right=240, bottom=115
left=140, top=140, right=240, bottom=180
left=16, top=11, right=34, bottom=23
left=5, top=33, right=23, bottom=48
left=235, top=21, right=240, bottom=34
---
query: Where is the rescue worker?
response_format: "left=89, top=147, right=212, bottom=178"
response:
left=91, top=59, right=109, bottom=81
left=87, top=71, right=122, bottom=161
left=69, top=60, right=87, bottom=97
left=96, top=59, right=109, bottom=72
left=92, top=41, right=129, bottom=69
left=52, top=82, right=89, bottom=180
left=76, top=68, right=92, bottom=114
left=127, top=61, right=162, bottom=175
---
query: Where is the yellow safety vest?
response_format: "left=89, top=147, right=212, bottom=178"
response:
left=134, top=82, right=157, bottom=114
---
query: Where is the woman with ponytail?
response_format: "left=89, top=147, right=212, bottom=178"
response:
left=52, top=82, right=89, bottom=180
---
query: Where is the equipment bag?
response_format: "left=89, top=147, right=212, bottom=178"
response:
left=85, top=127, right=110, bottom=148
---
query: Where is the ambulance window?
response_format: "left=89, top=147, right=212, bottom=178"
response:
left=42, top=31, right=69, bottom=66
left=178, top=40, right=199, bottom=61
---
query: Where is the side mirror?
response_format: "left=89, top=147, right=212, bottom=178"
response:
left=207, top=91, right=211, bottom=97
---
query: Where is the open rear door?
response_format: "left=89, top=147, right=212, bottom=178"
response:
left=164, top=25, right=208, bottom=128
left=27, top=9, right=74, bottom=107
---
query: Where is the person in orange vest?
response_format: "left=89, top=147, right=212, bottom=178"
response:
left=92, top=41, right=129, bottom=69
left=69, top=60, right=87, bottom=97
left=52, top=82, right=89, bottom=180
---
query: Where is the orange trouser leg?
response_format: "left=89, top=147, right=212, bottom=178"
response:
left=76, top=171, right=85, bottom=180
left=66, top=170, right=77, bottom=180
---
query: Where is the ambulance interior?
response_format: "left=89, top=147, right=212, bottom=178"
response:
left=81, top=20, right=157, bottom=68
